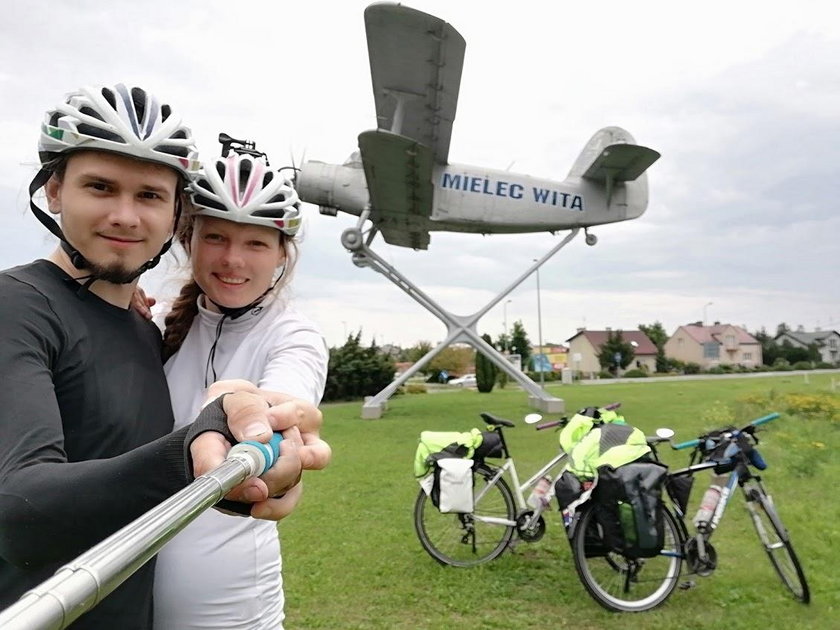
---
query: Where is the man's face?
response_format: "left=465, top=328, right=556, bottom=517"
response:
left=46, top=150, right=180, bottom=282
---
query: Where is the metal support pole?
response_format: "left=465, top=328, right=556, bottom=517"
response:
left=343, top=224, right=578, bottom=417
left=533, top=260, right=545, bottom=390
left=0, top=437, right=281, bottom=630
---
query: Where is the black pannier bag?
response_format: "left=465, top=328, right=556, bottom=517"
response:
left=473, top=430, right=503, bottom=461
left=666, top=474, right=694, bottom=515
left=593, top=461, right=668, bottom=558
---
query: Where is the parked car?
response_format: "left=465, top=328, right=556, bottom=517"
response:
left=448, top=374, right=477, bottom=388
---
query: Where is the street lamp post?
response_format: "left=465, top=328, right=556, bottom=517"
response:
left=703, top=302, right=713, bottom=326
left=533, top=260, right=544, bottom=389
left=503, top=299, right=512, bottom=352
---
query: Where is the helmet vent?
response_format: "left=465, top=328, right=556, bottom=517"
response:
left=130, top=87, right=148, bottom=125
left=215, top=162, right=226, bottom=179
left=100, top=87, right=117, bottom=109
left=238, top=160, right=253, bottom=195
left=80, top=106, right=105, bottom=122
left=191, top=193, right=227, bottom=212
left=156, top=144, right=189, bottom=158
left=263, top=172, right=274, bottom=186
left=76, top=123, right=123, bottom=143
left=161, top=104, right=172, bottom=121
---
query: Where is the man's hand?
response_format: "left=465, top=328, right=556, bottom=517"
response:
left=205, top=379, right=329, bottom=471
left=189, top=390, right=326, bottom=519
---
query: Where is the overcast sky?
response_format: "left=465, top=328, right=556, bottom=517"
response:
left=1, top=0, right=837, bottom=348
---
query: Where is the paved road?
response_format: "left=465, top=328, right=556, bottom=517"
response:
left=577, top=369, right=840, bottom=385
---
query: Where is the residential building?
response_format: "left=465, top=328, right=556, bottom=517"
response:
left=565, top=329, right=658, bottom=376
left=664, top=322, right=762, bottom=368
left=775, top=329, right=840, bottom=365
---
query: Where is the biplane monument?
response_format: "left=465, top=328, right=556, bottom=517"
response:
left=296, top=2, right=660, bottom=418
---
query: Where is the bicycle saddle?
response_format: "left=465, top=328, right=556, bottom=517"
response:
left=480, top=412, right=515, bottom=427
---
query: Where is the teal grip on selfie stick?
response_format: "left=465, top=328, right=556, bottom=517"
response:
left=228, top=432, right=284, bottom=475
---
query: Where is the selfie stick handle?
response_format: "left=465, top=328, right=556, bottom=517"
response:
left=0, top=433, right=283, bottom=630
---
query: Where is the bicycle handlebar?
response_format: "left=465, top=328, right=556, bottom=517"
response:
left=533, top=402, right=621, bottom=431
left=535, top=419, right=567, bottom=430
left=671, top=412, right=780, bottom=450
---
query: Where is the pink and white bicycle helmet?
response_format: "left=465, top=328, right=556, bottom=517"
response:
left=189, top=150, right=301, bottom=236
left=39, top=83, right=199, bottom=178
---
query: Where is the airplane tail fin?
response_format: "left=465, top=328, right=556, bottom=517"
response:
left=568, top=127, right=660, bottom=208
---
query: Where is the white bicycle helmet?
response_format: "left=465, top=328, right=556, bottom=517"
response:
left=30, top=83, right=199, bottom=285
left=39, top=83, right=199, bottom=178
left=189, top=152, right=301, bottom=236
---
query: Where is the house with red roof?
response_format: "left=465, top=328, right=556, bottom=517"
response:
left=664, top=322, right=762, bottom=369
left=565, top=329, right=658, bottom=376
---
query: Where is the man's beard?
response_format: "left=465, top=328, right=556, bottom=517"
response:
left=85, top=259, right=145, bottom=284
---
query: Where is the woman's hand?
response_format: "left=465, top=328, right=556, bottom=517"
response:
left=130, top=286, right=156, bottom=320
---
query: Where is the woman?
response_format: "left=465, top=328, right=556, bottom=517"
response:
left=152, top=141, right=329, bottom=629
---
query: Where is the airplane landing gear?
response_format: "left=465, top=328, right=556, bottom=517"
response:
left=584, top=229, right=598, bottom=246
left=341, top=227, right=364, bottom=251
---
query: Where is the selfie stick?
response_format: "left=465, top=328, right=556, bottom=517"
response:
left=0, top=434, right=283, bottom=630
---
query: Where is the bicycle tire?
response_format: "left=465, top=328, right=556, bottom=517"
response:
left=745, top=485, right=810, bottom=603
left=571, top=503, right=683, bottom=612
left=414, top=463, right=516, bottom=567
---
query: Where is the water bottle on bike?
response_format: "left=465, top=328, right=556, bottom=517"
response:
left=693, top=473, right=727, bottom=531
left=528, top=475, right=553, bottom=509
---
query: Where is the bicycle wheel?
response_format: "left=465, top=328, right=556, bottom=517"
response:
left=572, top=503, right=683, bottom=612
left=744, top=485, right=810, bottom=603
left=414, top=463, right=516, bottom=567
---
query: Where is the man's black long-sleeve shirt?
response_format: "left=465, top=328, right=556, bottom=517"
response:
left=0, top=260, right=190, bottom=628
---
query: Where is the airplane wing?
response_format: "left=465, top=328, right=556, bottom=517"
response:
left=358, top=129, right=433, bottom=250
left=364, top=3, right=465, bottom=165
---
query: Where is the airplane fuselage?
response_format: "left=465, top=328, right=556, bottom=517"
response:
left=296, top=159, right=649, bottom=234
left=429, top=163, right=647, bottom=233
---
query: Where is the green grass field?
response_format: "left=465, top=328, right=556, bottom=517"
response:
left=281, top=374, right=840, bottom=629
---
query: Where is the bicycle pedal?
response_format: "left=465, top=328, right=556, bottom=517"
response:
left=678, top=580, right=696, bottom=591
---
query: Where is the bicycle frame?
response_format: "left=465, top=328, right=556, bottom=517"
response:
left=663, top=413, right=779, bottom=572
left=474, top=451, right=568, bottom=529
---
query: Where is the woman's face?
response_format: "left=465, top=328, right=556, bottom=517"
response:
left=190, top=215, right=285, bottom=310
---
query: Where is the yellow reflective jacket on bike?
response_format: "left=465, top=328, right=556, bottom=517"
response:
left=560, top=409, right=651, bottom=480
left=413, top=428, right=484, bottom=478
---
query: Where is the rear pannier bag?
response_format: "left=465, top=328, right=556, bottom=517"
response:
left=593, top=461, right=668, bottom=558
left=413, top=429, right=502, bottom=479
left=431, top=458, right=474, bottom=513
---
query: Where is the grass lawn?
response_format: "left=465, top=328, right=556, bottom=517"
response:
left=281, top=374, right=840, bottom=629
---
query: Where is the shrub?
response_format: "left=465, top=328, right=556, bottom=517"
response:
left=475, top=334, right=498, bottom=393
left=598, top=370, right=614, bottom=379
left=683, top=362, right=701, bottom=375
left=323, top=333, right=396, bottom=402
left=404, top=383, right=427, bottom=394
left=623, top=368, right=648, bottom=378
left=707, top=366, right=726, bottom=375
left=792, top=361, right=813, bottom=371
left=526, top=370, right=557, bottom=382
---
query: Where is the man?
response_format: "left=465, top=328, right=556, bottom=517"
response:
left=0, top=84, right=315, bottom=628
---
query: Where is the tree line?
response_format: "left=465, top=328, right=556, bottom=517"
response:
left=323, top=321, right=835, bottom=401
